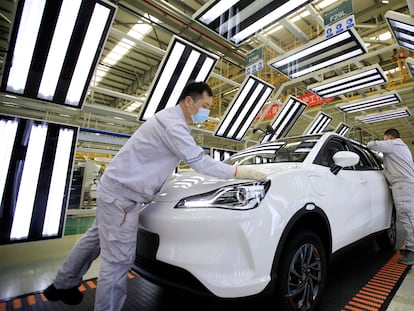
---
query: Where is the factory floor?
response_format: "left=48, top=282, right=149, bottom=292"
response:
left=0, top=215, right=413, bottom=311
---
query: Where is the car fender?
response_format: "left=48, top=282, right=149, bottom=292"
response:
left=264, top=204, right=332, bottom=294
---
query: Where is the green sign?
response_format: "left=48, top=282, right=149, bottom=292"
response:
left=246, top=47, right=263, bottom=66
left=323, top=0, right=353, bottom=26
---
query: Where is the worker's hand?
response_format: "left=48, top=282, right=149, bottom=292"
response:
left=235, top=166, right=267, bottom=181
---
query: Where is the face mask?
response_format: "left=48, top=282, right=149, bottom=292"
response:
left=190, top=100, right=210, bottom=123
left=191, top=107, right=210, bottom=123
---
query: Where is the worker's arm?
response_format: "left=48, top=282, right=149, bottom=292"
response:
left=366, top=140, right=394, bottom=154
left=162, top=122, right=266, bottom=181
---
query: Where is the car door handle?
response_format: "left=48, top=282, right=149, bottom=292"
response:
left=359, top=179, right=367, bottom=184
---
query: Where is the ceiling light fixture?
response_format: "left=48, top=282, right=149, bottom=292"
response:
left=308, top=64, right=387, bottom=98
left=337, top=91, right=401, bottom=113
left=215, top=76, right=274, bottom=141
left=212, top=148, right=237, bottom=161
left=0, top=115, right=78, bottom=244
left=385, top=10, right=414, bottom=52
left=357, top=108, right=411, bottom=123
left=304, top=112, right=332, bottom=135
left=261, top=95, right=307, bottom=143
left=335, top=123, right=351, bottom=136
left=193, top=0, right=314, bottom=45
left=269, top=28, right=367, bottom=79
left=0, top=0, right=117, bottom=108
left=139, top=36, right=219, bottom=121
left=406, top=57, right=414, bottom=78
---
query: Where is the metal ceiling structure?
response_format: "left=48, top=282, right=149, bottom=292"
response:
left=0, top=0, right=413, bottom=154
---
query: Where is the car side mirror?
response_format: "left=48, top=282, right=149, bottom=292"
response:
left=330, top=151, right=360, bottom=175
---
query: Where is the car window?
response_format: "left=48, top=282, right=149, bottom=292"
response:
left=224, top=137, right=319, bottom=165
left=314, top=138, right=350, bottom=168
left=350, top=143, right=382, bottom=170
left=370, top=150, right=384, bottom=169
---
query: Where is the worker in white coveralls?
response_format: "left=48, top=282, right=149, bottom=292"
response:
left=43, top=82, right=267, bottom=310
left=367, top=128, right=414, bottom=265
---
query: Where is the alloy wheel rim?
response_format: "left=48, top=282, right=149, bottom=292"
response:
left=287, top=243, right=322, bottom=310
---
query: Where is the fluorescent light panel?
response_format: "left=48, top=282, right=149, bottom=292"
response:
left=1, top=0, right=117, bottom=108
left=357, top=108, right=411, bottom=123
left=139, top=36, right=219, bottom=121
left=385, top=10, right=414, bottom=52
left=236, top=143, right=284, bottom=156
left=215, top=76, right=274, bottom=141
left=0, top=118, right=19, bottom=209
left=0, top=115, right=78, bottom=244
left=406, top=57, right=414, bottom=78
left=269, top=28, right=367, bottom=79
left=65, top=3, right=112, bottom=106
left=10, top=123, right=48, bottom=240
left=338, top=92, right=401, bottom=113
left=305, top=112, right=332, bottom=135
left=42, top=128, right=74, bottom=237
left=38, top=0, right=82, bottom=101
left=335, top=123, right=350, bottom=136
left=193, top=0, right=314, bottom=45
left=212, top=148, right=237, bottom=161
left=261, top=96, right=307, bottom=143
left=308, top=65, right=387, bottom=98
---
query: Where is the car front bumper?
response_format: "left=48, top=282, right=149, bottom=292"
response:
left=135, top=198, right=282, bottom=298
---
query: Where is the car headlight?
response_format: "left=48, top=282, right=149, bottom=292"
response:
left=175, top=181, right=270, bottom=210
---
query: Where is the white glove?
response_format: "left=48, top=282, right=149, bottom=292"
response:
left=235, top=166, right=267, bottom=181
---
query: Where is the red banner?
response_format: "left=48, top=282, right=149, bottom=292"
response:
left=255, top=104, right=280, bottom=121
left=298, top=93, right=334, bottom=107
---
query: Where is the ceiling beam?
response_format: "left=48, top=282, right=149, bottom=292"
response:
left=257, top=34, right=285, bottom=54
left=279, top=19, right=310, bottom=43
left=306, top=4, right=324, bottom=27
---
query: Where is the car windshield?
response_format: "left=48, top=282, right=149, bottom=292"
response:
left=224, top=136, right=320, bottom=165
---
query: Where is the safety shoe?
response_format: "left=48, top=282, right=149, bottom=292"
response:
left=399, top=245, right=408, bottom=255
left=43, top=283, right=83, bottom=305
left=399, top=251, right=414, bottom=265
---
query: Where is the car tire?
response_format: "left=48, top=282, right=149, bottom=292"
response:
left=375, top=208, right=397, bottom=251
left=273, top=230, right=327, bottom=311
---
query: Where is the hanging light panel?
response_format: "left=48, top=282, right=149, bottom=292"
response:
left=335, top=123, right=351, bottom=136
left=337, top=92, right=401, bottom=113
left=139, top=36, right=219, bottom=121
left=357, top=108, right=411, bottom=123
left=212, top=148, right=237, bottom=161
left=269, top=28, right=367, bottom=79
left=193, top=0, right=315, bottom=46
left=0, top=115, right=78, bottom=244
left=385, top=10, right=414, bottom=52
left=0, top=0, right=117, bottom=108
left=308, top=65, right=387, bottom=98
left=304, top=112, right=332, bottom=135
left=261, top=95, right=307, bottom=143
left=215, top=75, right=274, bottom=141
left=406, top=57, right=414, bottom=78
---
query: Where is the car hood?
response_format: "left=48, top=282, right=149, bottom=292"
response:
left=153, top=163, right=298, bottom=202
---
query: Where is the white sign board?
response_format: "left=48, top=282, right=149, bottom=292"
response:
left=325, top=14, right=355, bottom=39
left=246, top=47, right=264, bottom=75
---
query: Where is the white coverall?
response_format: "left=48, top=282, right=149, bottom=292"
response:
left=53, top=105, right=236, bottom=311
left=367, top=138, right=414, bottom=252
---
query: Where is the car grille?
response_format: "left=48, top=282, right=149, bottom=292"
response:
left=134, top=229, right=212, bottom=296
left=136, top=229, right=159, bottom=260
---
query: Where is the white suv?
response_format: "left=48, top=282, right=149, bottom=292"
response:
left=133, top=132, right=395, bottom=311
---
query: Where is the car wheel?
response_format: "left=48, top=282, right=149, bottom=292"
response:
left=376, top=208, right=397, bottom=251
left=273, top=230, right=326, bottom=311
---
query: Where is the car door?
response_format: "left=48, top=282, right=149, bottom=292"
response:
left=312, top=137, right=371, bottom=252
left=349, top=142, right=392, bottom=233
